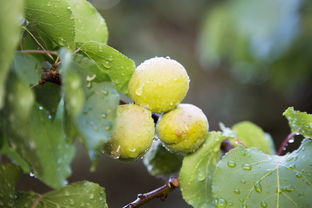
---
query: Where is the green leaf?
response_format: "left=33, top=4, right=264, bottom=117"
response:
left=3, top=97, right=75, bottom=188
left=15, top=191, right=40, bottom=208
left=180, top=131, right=224, bottom=208
left=34, top=83, right=62, bottom=117
left=283, top=107, right=312, bottom=138
left=77, top=81, right=119, bottom=169
left=15, top=181, right=108, bottom=208
left=0, top=164, right=22, bottom=207
left=25, top=0, right=108, bottom=49
left=73, top=53, right=110, bottom=83
left=59, top=49, right=85, bottom=117
left=5, top=73, right=35, bottom=121
left=231, top=121, right=275, bottom=154
left=212, top=139, right=312, bottom=208
left=1, top=138, right=30, bottom=173
left=0, top=0, right=24, bottom=109
left=59, top=48, right=119, bottom=168
left=80, top=41, right=135, bottom=94
left=66, top=0, right=108, bottom=44
left=143, top=140, right=183, bottom=178
left=25, top=0, right=75, bottom=48
left=12, top=52, right=42, bottom=86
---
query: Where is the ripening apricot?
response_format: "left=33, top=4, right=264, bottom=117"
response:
left=128, top=57, right=190, bottom=113
left=105, top=104, right=155, bottom=159
left=156, top=104, right=209, bottom=154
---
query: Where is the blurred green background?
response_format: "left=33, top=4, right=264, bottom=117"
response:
left=18, top=0, right=312, bottom=207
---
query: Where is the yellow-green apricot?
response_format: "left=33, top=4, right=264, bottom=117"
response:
left=156, top=104, right=209, bottom=154
left=128, top=57, right=190, bottom=113
left=105, top=104, right=155, bottom=160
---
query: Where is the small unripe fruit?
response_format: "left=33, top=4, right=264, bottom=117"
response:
left=105, top=104, right=155, bottom=159
left=156, top=104, right=209, bottom=154
left=128, top=57, right=190, bottom=113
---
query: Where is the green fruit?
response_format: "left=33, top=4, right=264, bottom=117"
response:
left=156, top=104, right=209, bottom=154
left=105, top=104, right=155, bottom=159
left=128, top=57, right=190, bottom=113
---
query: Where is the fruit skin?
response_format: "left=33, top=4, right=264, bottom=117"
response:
left=105, top=104, right=155, bottom=160
left=156, top=104, right=209, bottom=154
left=128, top=57, right=190, bottom=113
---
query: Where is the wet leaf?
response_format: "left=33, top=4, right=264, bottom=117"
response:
left=180, top=131, right=224, bottom=208
left=3, top=90, right=75, bottom=188
left=0, top=164, right=22, bottom=207
left=15, top=181, right=108, bottom=208
left=231, top=121, right=275, bottom=154
left=212, top=139, right=312, bottom=208
left=283, top=107, right=312, bottom=138
left=0, top=0, right=24, bottom=109
left=25, top=0, right=108, bottom=49
left=80, top=41, right=135, bottom=94
left=143, top=140, right=183, bottom=178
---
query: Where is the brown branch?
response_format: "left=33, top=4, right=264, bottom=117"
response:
left=122, top=177, right=180, bottom=208
left=19, top=50, right=58, bottom=55
left=277, top=132, right=298, bottom=156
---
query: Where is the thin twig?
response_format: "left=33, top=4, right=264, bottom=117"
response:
left=22, top=26, right=54, bottom=61
left=122, top=177, right=180, bottom=208
left=277, top=132, right=298, bottom=156
left=19, top=50, right=58, bottom=55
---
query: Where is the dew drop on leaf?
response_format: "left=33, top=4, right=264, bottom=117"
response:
left=242, top=164, right=252, bottom=171
left=197, top=169, right=206, bottom=181
left=296, top=172, right=303, bottom=178
left=254, top=182, right=262, bottom=193
left=260, top=201, right=268, bottom=208
left=227, top=161, right=236, bottom=168
left=233, top=188, right=240, bottom=195
left=215, top=198, right=227, bottom=208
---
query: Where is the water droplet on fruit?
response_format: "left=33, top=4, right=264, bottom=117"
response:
left=227, top=161, right=236, bottom=168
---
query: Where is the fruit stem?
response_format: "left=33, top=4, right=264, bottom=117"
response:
left=277, top=132, right=297, bottom=156
left=122, top=177, right=180, bottom=208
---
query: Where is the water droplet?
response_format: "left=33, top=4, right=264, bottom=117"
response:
left=86, top=74, right=96, bottom=82
left=111, top=145, right=121, bottom=159
left=260, top=201, right=268, bottom=208
left=48, top=115, right=52, bottom=119
left=101, top=113, right=107, bottom=118
left=234, top=188, right=240, bottom=194
left=254, top=182, right=262, bottom=193
left=38, top=106, right=43, bottom=110
left=89, top=194, right=94, bottom=199
left=227, top=161, right=236, bottom=168
left=215, top=198, right=227, bottom=208
left=102, top=90, right=109, bottom=96
left=135, top=83, right=144, bottom=96
left=129, top=147, right=136, bottom=153
left=242, top=164, right=252, bottom=171
left=241, top=179, right=246, bottom=184
left=105, top=124, right=112, bottom=131
left=69, top=199, right=74, bottom=205
left=241, top=204, right=248, bottom=208
left=296, top=172, right=303, bottom=178
left=197, top=169, right=206, bottom=181
left=288, top=138, right=295, bottom=143
left=65, top=191, right=70, bottom=196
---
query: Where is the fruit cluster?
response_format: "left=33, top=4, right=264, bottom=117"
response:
left=105, top=57, right=209, bottom=159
